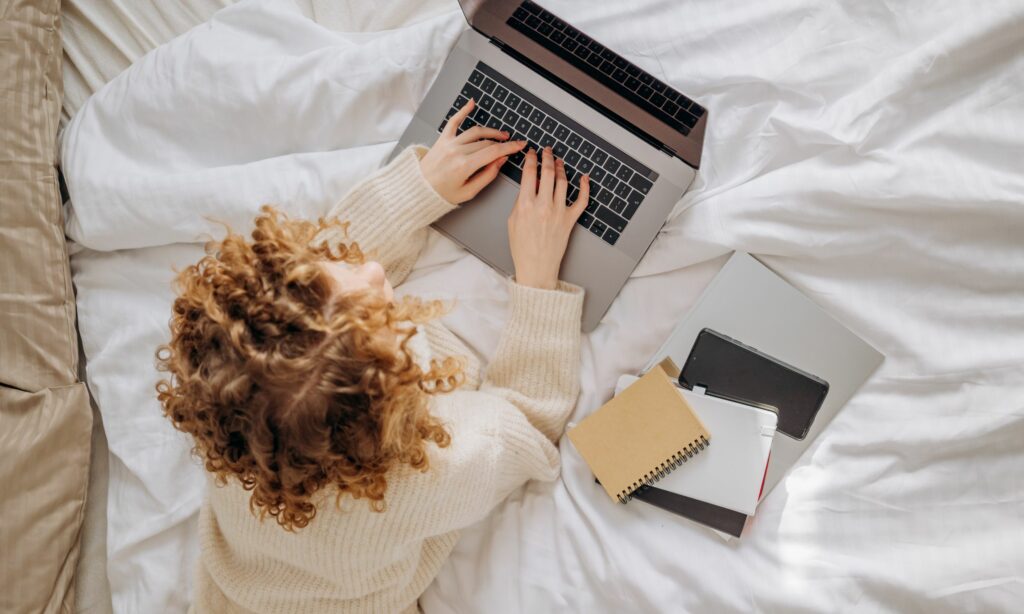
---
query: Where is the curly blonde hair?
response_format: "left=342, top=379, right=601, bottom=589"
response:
left=156, top=206, right=462, bottom=531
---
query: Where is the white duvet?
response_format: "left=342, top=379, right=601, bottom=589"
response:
left=63, top=0, right=1024, bottom=611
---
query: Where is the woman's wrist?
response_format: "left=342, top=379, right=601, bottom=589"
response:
left=514, top=271, right=559, bottom=291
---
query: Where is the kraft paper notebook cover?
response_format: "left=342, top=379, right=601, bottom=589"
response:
left=568, top=364, right=710, bottom=503
left=615, top=375, right=776, bottom=515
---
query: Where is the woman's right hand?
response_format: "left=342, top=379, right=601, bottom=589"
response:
left=508, top=147, right=591, bottom=290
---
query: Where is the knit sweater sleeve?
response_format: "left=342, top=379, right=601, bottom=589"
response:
left=319, top=146, right=454, bottom=286
left=480, top=279, right=585, bottom=443
left=422, top=279, right=584, bottom=528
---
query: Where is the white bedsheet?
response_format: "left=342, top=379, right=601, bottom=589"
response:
left=63, top=0, right=1024, bottom=611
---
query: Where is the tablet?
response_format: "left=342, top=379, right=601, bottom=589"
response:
left=678, top=328, right=830, bottom=440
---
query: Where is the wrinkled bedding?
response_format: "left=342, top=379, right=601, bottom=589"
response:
left=63, top=0, right=1024, bottom=611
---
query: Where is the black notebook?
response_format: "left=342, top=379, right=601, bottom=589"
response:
left=631, top=486, right=748, bottom=538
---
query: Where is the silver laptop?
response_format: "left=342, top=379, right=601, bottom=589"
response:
left=389, top=0, right=707, bottom=331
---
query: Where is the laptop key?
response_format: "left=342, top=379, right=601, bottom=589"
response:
left=628, top=173, right=653, bottom=195
left=540, top=134, right=556, bottom=148
left=614, top=181, right=632, bottom=199
left=551, top=30, right=565, bottom=44
left=505, top=110, right=519, bottom=125
left=553, top=142, right=568, bottom=158
left=481, top=78, right=496, bottom=93
left=600, top=173, right=618, bottom=190
left=623, top=192, right=642, bottom=219
left=638, top=85, right=654, bottom=99
left=596, top=206, right=627, bottom=232
left=554, top=125, right=570, bottom=140
left=675, top=107, right=697, bottom=127
left=486, top=117, right=503, bottom=129
left=528, top=126, right=543, bottom=141
left=586, top=53, right=602, bottom=68
left=663, top=100, right=679, bottom=116
left=604, top=156, right=621, bottom=173
left=615, top=165, right=633, bottom=182
left=492, top=102, right=507, bottom=118
left=579, top=141, right=595, bottom=157
left=603, top=228, right=619, bottom=245
left=596, top=188, right=613, bottom=206
left=518, top=100, right=534, bottom=116
left=494, top=85, right=509, bottom=101
left=475, top=110, right=491, bottom=125
left=479, top=95, right=495, bottom=111
left=650, top=93, right=666, bottom=107
left=468, top=71, right=484, bottom=86
left=578, top=212, right=595, bottom=228
left=506, top=93, right=522, bottom=109
left=461, top=84, right=482, bottom=101
left=589, top=165, right=607, bottom=182
left=564, top=38, right=578, bottom=52
left=529, top=109, right=545, bottom=124
left=565, top=150, right=581, bottom=166
left=626, top=64, right=641, bottom=77
left=539, top=22, right=553, bottom=35
left=610, top=197, right=627, bottom=215
left=501, top=162, right=523, bottom=183
left=592, top=149, right=608, bottom=165
left=613, top=68, right=628, bottom=82
left=516, top=117, right=531, bottom=133
left=542, top=117, right=558, bottom=132
left=567, top=134, right=583, bottom=149
left=590, top=220, right=608, bottom=237
left=578, top=158, right=594, bottom=174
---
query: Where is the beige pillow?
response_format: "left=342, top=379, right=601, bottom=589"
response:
left=0, top=1, right=93, bottom=612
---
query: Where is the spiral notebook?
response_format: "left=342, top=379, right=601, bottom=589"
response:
left=568, top=363, right=710, bottom=503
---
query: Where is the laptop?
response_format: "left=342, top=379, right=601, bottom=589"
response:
left=389, top=0, right=707, bottom=331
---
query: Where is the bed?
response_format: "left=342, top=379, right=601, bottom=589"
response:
left=61, top=0, right=1024, bottom=612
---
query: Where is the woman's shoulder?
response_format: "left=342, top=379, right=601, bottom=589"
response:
left=418, top=320, right=482, bottom=389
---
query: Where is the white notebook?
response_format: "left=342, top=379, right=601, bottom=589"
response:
left=616, top=375, right=777, bottom=515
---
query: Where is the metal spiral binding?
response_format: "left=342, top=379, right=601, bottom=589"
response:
left=617, top=435, right=710, bottom=503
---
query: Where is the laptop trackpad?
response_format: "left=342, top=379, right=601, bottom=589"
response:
left=433, top=173, right=520, bottom=275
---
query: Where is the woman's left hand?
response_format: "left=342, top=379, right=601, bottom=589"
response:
left=419, top=98, right=527, bottom=204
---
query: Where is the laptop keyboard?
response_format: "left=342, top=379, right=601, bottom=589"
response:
left=439, top=62, right=657, bottom=247
left=507, top=1, right=705, bottom=136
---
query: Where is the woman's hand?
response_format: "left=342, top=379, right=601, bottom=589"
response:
left=508, top=147, right=590, bottom=290
left=419, top=99, right=526, bottom=204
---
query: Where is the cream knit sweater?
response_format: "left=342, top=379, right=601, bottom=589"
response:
left=192, top=147, right=584, bottom=613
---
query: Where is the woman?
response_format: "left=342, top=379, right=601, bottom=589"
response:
left=157, top=98, right=592, bottom=613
